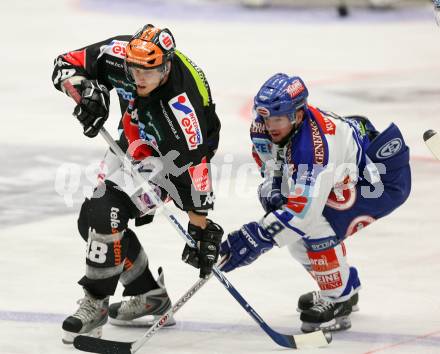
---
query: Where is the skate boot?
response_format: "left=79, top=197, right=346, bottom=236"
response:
left=62, top=289, right=109, bottom=344
left=300, top=297, right=352, bottom=333
left=109, top=268, right=176, bottom=326
left=297, top=291, right=359, bottom=313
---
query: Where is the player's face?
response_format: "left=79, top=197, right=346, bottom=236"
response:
left=130, top=67, right=164, bottom=97
left=264, top=115, right=293, bottom=143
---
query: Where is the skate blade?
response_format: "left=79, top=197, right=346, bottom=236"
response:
left=62, top=326, right=103, bottom=345
left=109, top=314, right=176, bottom=327
left=301, top=316, right=351, bottom=333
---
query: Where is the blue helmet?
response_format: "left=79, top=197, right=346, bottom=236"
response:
left=253, top=73, right=308, bottom=121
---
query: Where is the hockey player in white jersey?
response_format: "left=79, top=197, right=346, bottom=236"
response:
left=220, top=73, right=411, bottom=333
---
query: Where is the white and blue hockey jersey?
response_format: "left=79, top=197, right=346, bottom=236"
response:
left=250, top=105, right=410, bottom=247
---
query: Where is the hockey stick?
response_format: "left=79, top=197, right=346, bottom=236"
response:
left=423, top=129, right=440, bottom=160
left=63, top=81, right=331, bottom=351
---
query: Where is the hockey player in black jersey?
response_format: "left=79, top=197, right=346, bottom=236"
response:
left=52, top=24, right=223, bottom=344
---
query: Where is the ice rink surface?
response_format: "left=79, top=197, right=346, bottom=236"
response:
left=1, top=0, right=440, bottom=353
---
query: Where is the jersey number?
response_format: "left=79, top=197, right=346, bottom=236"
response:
left=265, top=221, right=284, bottom=237
left=87, top=240, right=108, bottom=264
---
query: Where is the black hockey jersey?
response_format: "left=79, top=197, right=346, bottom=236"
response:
left=52, top=36, right=221, bottom=211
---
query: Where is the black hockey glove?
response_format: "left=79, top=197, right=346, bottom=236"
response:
left=182, top=220, right=224, bottom=279
left=73, top=80, right=110, bottom=138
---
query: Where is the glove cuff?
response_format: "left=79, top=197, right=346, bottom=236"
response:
left=204, top=220, right=224, bottom=243
left=188, top=222, right=204, bottom=242
left=188, top=219, right=224, bottom=243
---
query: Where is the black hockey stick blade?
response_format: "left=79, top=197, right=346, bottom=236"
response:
left=74, top=335, right=133, bottom=354
left=423, top=129, right=437, bottom=142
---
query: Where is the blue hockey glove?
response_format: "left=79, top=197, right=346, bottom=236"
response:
left=257, top=179, right=286, bottom=213
left=220, top=222, right=275, bottom=272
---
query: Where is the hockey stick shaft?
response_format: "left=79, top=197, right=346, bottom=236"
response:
left=74, top=266, right=218, bottom=354
left=75, top=258, right=229, bottom=354
left=63, top=80, right=198, bottom=247
left=132, top=274, right=210, bottom=353
left=131, top=256, right=227, bottom=353
left=64, top=81, right=330, bottom=350
left=66, top=80, right=209, bottom=353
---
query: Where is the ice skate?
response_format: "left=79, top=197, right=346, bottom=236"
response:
left=297, top=290, right=359, bottom=313
left=62, top=289, right=109, bottom=344
left=109, top=268, right=176, bottom=327
left=300, top=297, right=352, bottom=333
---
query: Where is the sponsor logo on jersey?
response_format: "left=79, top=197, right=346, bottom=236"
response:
left=160, top=100, right=180, bottom=140
left=188, top=156, right=211, bottom=192
left=307, top=236, right=339, bottom=251
left=376, top=138, right=402, bottom=159
left=326, top=176, right=357, bottom=211
left=310, top=120, right=326, bottom=165
left=110, top=207, right=120, bottom=232
left=307, top=249, right=340, bottom=272
left=315, top=112, right=336, bottom=135
left=316, top=271, right=343, bottom=290
left=346, top=215, right=375, bottom=237
left=113, top=239, right=122, bottom=266
left=253, top=138, right=272, bottom=154
left=286, top=79, right=305, bottom=98
left=109, top=40, right=127, bottom=59
left=105, top=59, right=124, bottom=69
left=169, top=93, right=203, bottom=150
left=251, top=121, right=267, bottom=134
left=115, top=87, right=134, bottom=101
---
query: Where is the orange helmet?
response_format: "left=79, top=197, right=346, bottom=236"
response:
left=125, top=24, right=175, bottom=76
